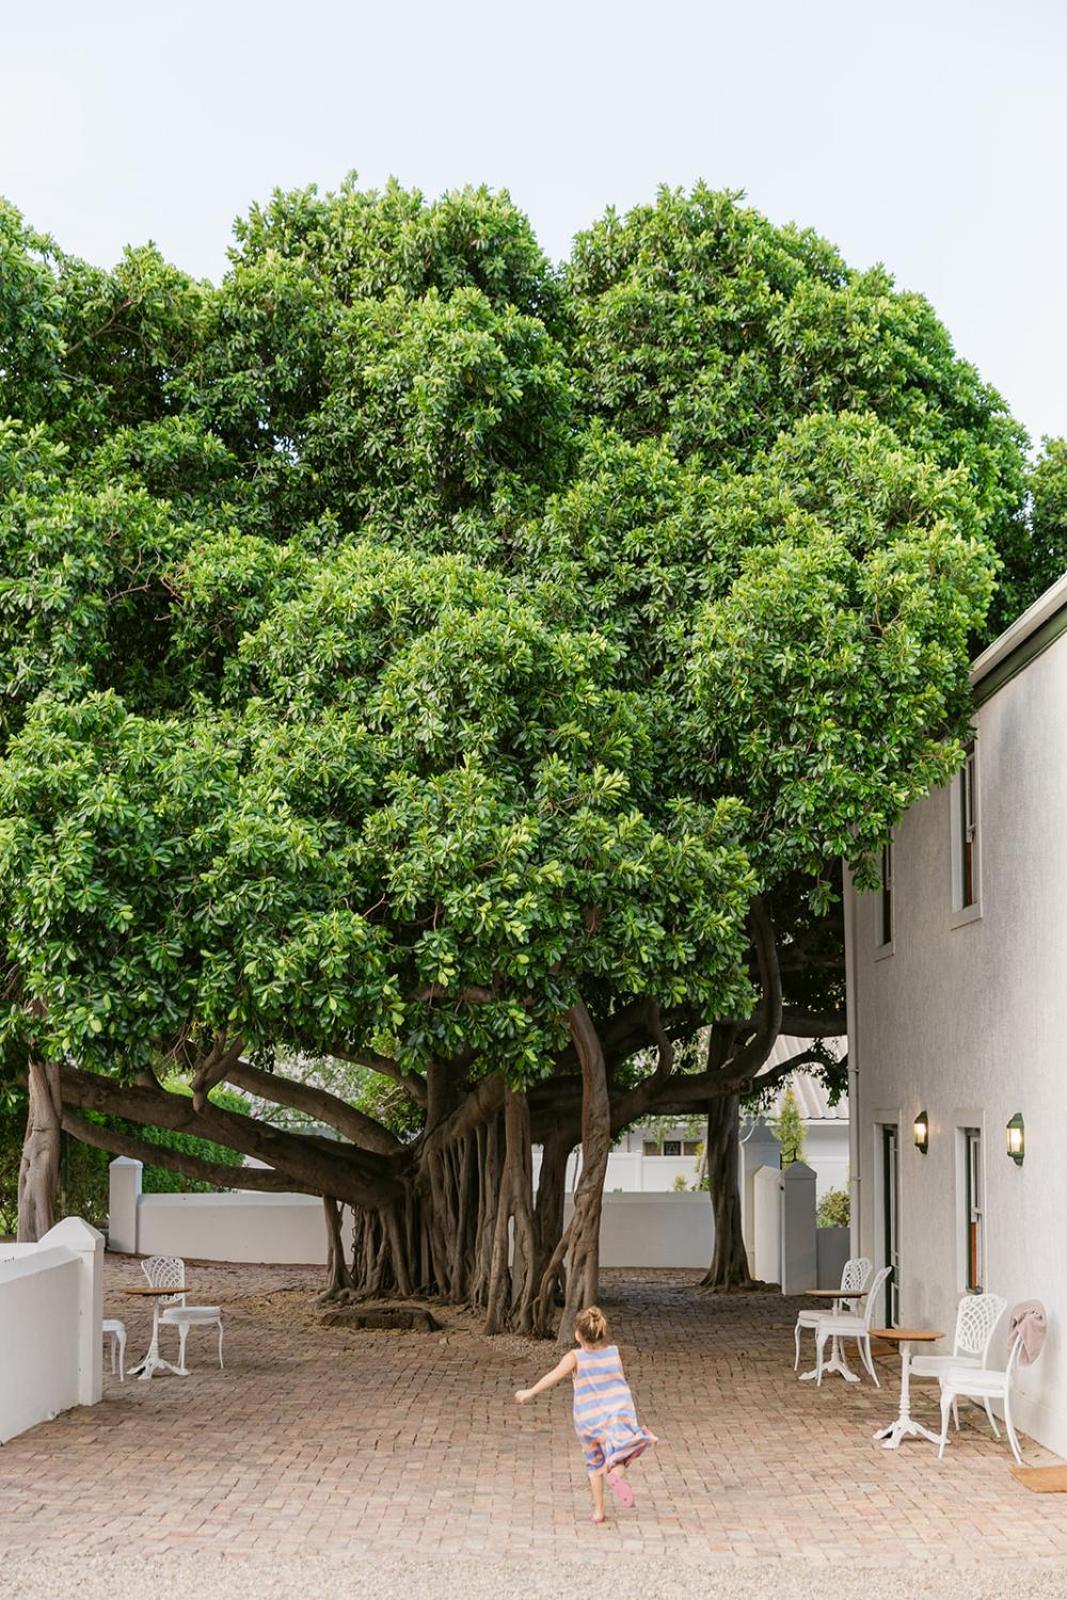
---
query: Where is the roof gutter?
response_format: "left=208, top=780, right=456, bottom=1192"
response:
left=971, top=572, right=1067, bottom=706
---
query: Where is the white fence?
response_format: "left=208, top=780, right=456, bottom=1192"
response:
left=109, top=1153, right=839, bottom=1284
left=0, top=1217, right=103, bottom=1443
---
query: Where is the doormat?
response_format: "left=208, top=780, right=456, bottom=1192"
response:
left=1011, top=1465, right=1067, bottom=1493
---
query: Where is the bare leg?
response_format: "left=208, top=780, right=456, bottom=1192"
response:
left=588, top=1469, right=606, bottom=1523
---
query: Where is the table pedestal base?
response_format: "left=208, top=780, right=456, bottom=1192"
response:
left=128, top=1305, right=189, bottom=1381
left=873, top=1417, right=942, bottom=1450
left=800, top=1336, right=860, bottom=1384
left=873, top=1336, right=942, bottom=1449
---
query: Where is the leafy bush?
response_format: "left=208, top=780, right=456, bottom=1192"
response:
left=816, top=1186, right=850, bottom=1229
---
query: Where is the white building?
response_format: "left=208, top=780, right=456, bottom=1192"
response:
left=846, top=573, right=1067, bottom=1456
left=535, top=1035, right=849, bottom=1199
left=613, top=1060, right=849, bottom=1202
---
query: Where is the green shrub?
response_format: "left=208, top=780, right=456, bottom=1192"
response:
left=816, top=1186, right=850, bottom=1229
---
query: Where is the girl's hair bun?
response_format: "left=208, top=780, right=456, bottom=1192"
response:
left=575, top=1305, right=608, bottom=1343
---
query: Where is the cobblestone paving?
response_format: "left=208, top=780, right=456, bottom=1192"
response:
left=3, top=1260, right=1067, bottom=1574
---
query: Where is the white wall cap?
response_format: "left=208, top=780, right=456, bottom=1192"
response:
left=39, top=1217, right=104, bottom=1253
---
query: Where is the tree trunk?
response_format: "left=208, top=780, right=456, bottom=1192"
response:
left=321, top=1197, right=355, bottom=1298
left=700, top=1093, right=759, bottom=1291
left=533, top=1002, right=612, bottom=1342
left=17, top=1059, right=62, bottom=1243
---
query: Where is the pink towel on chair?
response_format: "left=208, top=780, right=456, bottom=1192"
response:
left=1009, top=1300, right=1047, bottom=1366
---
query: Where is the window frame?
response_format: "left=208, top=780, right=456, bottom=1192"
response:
left=959, top=1124, right=985, bottom=1294
left=875, top=837, right=895, bottom=957
left=950, top=739, right=982, bottom=927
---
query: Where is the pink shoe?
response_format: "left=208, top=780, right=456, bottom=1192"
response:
left=590, top=1512, right=606, bottom=1525
left=606, top=1471, right=635, bottom=1509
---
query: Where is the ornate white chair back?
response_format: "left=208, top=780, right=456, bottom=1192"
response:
left=861, top=1265, right=893, bottom=1330
left=142, top=1255, right=187, bottom=1307
left=954, top=1293, right=1007, bottom=1363
left=840, top=1257, right=872, bottom=1295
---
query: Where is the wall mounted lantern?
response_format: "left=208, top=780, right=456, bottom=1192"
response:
left=913, top=1109, right=929, bottom=1154
left=1006, top=1113, right=1025, bottom=1166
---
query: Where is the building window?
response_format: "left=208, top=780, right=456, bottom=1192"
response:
left=879, top=840, right=894, bottom=948
left=959, top=742, right=977, bottom=909
left=642, top=1140, right=658, bottom=1157
left=661, top=1140, right=682, bottom=1157
left=964, top=1128, right=984, bottom=1292
left=682, top=1140, right=701, bottom=1157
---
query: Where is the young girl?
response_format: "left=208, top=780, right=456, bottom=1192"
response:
left=515, top=1305, right=657, bottom=1524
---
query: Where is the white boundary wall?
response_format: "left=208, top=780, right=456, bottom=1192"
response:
left=111, top=1157, right=712, bottom=1269
left=0, top=1217, right=103, bottom=1443
left=110, top=1156, right=829, bottom=1278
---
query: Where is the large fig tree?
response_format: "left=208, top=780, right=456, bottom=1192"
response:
left=0, top=180, right=1045, bottom=1319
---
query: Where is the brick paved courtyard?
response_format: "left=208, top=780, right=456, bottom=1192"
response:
left=3, top=1259, right=1067, bottom=1578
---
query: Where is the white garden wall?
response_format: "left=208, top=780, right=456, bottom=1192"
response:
left=110, top=1158, right=710, bottom=1269
left=109, top=1155, right=831, bottom=1280
left=0, top=1218, right=103, bottom=1443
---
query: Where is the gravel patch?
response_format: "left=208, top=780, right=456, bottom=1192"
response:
left=2, top=1554, right=1066, bottom=1600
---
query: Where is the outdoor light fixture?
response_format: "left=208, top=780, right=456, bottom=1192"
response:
left=913, top=1109, right=929, bottom=1154
left=1006, top=1113, right=1025, bottom=1166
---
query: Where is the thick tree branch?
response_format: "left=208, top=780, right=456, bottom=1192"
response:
left=329, top=1046, right=428, bottom=1108
left=422, top=1073, right=505, bottom=1158
left=60, top=1111, right=309, bottom=1193
left=57, top=1064, right=399, bottom=1208
left=190, top=1035, right=246, bottom=1112
left=225, top=1060, right=402, bottom=1154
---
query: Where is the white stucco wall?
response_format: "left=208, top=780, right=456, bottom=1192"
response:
left=0, top=1220, right=104, bottom=1443
left=847, top=621, right=1067, bottom=1455
left=111, top=1161, right=713, bottom=1269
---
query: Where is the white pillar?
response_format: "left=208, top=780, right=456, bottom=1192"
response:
left=752, top=1165, right=782, bottom=1284
left=108, top=1157, right=142, bottom=1255
left=780, top=1161, right=818, bottom=1294
left=741, top=1123, right=780, bottom=1269
left=39, top=1217, right=104, bottom=1406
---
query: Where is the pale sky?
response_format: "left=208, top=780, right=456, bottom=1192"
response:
left=3, top=0, right=1065, bottom=445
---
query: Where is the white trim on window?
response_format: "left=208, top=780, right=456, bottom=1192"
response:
left=949, top=740, right=982, bottom=926
left=874, top=837, right=895, bottom=959
left=955, top=1118, right=987, bottom=1295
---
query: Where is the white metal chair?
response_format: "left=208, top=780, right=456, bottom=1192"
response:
left=814, top=1264, right=892, bottom=1387
left=102, top=1318, right=126, bottom=1382
left=794, top=1256, right=872, bottom=1370
left=142, top=1255, right=224, bottom=1374
left=937, top=1323, right=1037, bottom=1465
left=910, top=1292, right=1006, bottom=1435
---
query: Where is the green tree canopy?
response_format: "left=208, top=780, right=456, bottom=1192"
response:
left=0, top=177, right=1058, bottom=1321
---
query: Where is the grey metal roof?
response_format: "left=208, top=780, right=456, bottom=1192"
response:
left=757, top=1034, right=849, bottom=1122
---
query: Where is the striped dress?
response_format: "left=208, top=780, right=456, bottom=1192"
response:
left=572, top=1344, right=657, bottom=1474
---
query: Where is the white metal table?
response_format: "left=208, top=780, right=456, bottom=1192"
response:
left=798, top=1288, right=868, bottom=1383
left=871, top=1327, right=945, bottom=1449
left=124, top=1284, right=189, bottom=1381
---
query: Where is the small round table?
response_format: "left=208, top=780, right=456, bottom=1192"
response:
left=124, top=1284, right=189, bottom=1381
left=798, top=1289, right=868, bottom=1384
left=870, top=1328, right=944, bottom=1449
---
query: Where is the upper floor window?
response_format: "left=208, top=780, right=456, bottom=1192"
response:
left=951, top=738, right=981, bottom=923
left=879, top=840, right=894, bottom=948
left=959, top=742, right=977, bottom=909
